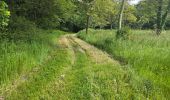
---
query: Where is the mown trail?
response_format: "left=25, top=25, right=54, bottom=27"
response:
left=2, top=34, right=147, bottom=100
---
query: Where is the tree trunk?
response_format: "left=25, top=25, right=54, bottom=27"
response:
left=111, top=24, right=113, bottom=30
left=86, top=15, right=90, bottom=34
left=161, top=0, right=170, bottom=29
left=118, top=0, right=125, bottom=31
left=7, top=0, right=14, bottom=14
left=156, top=0, right=170, bottom=35
left=156, top=0, right=163, bottom=35
left=110, top=15, right=113, bottom=29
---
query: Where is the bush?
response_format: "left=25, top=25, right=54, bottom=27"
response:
left=0, top=16, right=38, bottom=41
left=8, top=16, right=36, bottom=31
left=0, top=1, right=10, bottom=31
left=116, top=27, right=131, bottom=39
left=37, top=17, right=60, bottom=29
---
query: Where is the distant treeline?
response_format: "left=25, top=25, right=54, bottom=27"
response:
left=0, top=0, right=170, bottom=33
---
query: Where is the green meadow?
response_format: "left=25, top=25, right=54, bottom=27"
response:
left=78, top=29, right=170, bottom=99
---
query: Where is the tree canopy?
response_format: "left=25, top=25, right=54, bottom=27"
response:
left=0, top=0, right=170, bottom=35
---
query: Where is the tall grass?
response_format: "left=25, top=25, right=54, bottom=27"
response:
left=6, top=46, right=72, bottom=99
left=78, top=29, right=170, bottom=99
left=0, top=29, right=66, bottom=86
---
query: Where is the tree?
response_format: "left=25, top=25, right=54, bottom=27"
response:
left=116, top=0, right=127, bottom=39
left=135, top=0, right=156, bottom=29
left=116, top=0, right=137, bottom=39
left=156, top=0, right=170, bottom=35
left=77, top=0, right=94, bottom=34
left=91, top=0, right=116, bottom=29
left=118, top=0, right=126, bottom=30
left=0, top=1, right=10, bottom=31
left=136, top=0, right=170, bottom=33
left=107, top=0, right=117, bottom=29
left=4, top=0, right=75, bottom=29
left=123, top=3, right=137, bottom=26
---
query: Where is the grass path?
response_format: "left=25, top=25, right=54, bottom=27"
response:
left=2, top=34, right=149, bottom=99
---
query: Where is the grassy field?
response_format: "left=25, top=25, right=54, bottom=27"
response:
left=0, top=30, right=152, bottom=99
left=0, top=29, right=67, bottom=91
left=5, top=34, right=154, bottom=100
left=1, top=29, right=169, bottom=99
left=78, top=29, right=170, bottom=99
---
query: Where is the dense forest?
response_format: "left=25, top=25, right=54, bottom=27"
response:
left=0, top=0, right=170, bottom=34
left=0, top=0, right=170, bottom=99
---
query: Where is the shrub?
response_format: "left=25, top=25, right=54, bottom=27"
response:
left=0, top=16, right=38, bottom=41
left=37, top=17, right=60, bottom=29
left=8, top=16, right=36, bottom=31
left=0, top=1, right=10, bottom=31
left=116, top=27, right=131, bottom=39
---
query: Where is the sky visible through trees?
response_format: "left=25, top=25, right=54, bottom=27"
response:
left=130, top=0, right=141, bottom=4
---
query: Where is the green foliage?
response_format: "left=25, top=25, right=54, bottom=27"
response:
left=116, top=27, right=130, bottom=39
left=90, top=0, right=115, bottom=28
left=156, top=0, right=170, bottom=35
left=124, top=4, right=137, bottom=24
left=135, top=0, right=170, bottom=30
left=4, top=0, right=75, bottom=30
left=9, top=16, right=36, bottom=31
left=76, top=0, right=118, bottom=30
left=2, top=16, right=38, bottom=41
left=0, top=1, right=10, bottom=31
left=1, top=0, right=169, bottom=32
